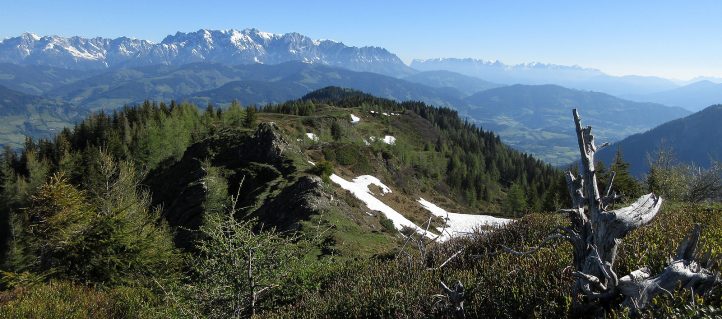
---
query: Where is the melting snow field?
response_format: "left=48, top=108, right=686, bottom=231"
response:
left=305, top=132, right=319, bottom=141
left=418, top=198, right=511, bottom=241
left=350, top=114, right=360, bottom=123
left=325, top=169, right=511, bottom=241
left=329, top=174, right=433, bottom=237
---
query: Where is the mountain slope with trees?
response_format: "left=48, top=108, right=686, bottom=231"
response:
left=0, top=87, right=563, bottom=264
left=0, top=85, right=83, bottom=148
left=597, top=104, right=722, bottom=176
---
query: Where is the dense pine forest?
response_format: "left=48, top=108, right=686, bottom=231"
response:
left=0, top=87, right=720, bottom=318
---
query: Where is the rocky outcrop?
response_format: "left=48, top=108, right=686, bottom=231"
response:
left=254, top=175, right=334, bottom=230
left=145, top=123, right=321, bottom=248
left=247, top=122, right=288, bottom=164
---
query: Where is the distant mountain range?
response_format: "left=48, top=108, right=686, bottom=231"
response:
left=411, top=58, right=680, bottom=96
left=4, top=28, right=722, bottom=107
left=597, top=104, right=722, bottom=176
left=401, top=70, right=502, bottom=96
left=0, top=29, right=414, bottom=77
left=624, top=80, right=722, bottom=112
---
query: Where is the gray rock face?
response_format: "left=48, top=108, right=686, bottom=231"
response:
left=0, top=29, right=414, bottom=77
left=250, top=122, right=288, bottom=163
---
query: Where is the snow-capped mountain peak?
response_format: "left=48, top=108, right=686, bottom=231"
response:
left=0, top=28, right=414, bottom=76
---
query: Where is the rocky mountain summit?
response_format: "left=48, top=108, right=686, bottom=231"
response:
left=0, top=29, right=414, bottom=76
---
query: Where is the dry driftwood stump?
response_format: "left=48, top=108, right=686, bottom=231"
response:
left=507, top=109, right=720, bottom=315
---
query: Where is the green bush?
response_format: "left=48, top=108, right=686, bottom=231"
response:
left=335, top=144, right=359, bottom=166
left=309, top=161, right=334, bottom=183
left=379, top=215, right=395, bottom=233
left=185, top=197, right=297, bottom=318
left=322, top=143, right=367, bottom=169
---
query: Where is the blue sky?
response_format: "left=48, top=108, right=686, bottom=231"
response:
left=1, top=0, right=721, bottom=80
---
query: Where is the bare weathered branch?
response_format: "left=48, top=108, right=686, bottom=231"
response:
left=616, top=224, right=720, bottom=310
left=429, top=248, right=465, bottom=271
left=601, top=193, right=662, bottom=241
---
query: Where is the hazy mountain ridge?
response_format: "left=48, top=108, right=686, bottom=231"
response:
left=183, top=63, right=467, bottom=107
left=624, top=80, right=722, bottom=112
left=0, top=63, right=99, bottom=95
left=32, top=62, right=463, bottom=111
left=411, top=58, right=680, bottom=96
left=402, top=70, right=502, bottom=96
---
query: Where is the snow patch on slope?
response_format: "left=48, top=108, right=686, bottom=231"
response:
left=305, top=132, right=318, bottom=141
left=418, top=198, right=511, bottom=241
left=383, top=135, right=396, bottom=145
left=330, top=174, right=431, bottom=237
left=350, top=114, right=360, bottom=123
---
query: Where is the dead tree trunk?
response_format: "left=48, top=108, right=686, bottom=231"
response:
left=514, top=109, right=719, bottom=315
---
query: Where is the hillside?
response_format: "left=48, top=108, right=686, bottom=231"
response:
left=597, top=104, right=722, bottom=176
left=1, top=87, right=562, bottom=256
left=461, top=84, right=691, bottom=165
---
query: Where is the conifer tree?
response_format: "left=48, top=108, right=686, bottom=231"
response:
left=226, top=100, right=244, bottom=127
left=244, top=106, right=258, bottom=128
left=330, top=121, right=343, bottom=141
left=505, top=182, right=527, bottom=217
left=609, top=148, right=642, bottom=201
